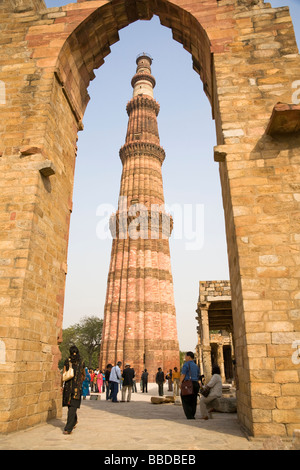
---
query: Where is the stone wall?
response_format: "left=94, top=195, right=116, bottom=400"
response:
left=199, top=280, right=231, bottom=302
left=0, top=0, right=299, bottom=437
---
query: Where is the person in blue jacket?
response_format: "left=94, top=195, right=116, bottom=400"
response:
left=180, top=351, right=200, bottom=419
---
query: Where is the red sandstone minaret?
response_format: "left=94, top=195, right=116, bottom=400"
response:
left=99, top=54, right=180, bottom=381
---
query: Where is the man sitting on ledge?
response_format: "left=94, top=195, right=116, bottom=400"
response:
left=199, top=365, right=222, bottom=420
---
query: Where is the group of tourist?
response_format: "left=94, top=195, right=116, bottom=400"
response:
left=82, top=368, right=105, bottom=398
left=104, top=361, right=137, bottom=403
left=62, top=346, right=222, bottom=435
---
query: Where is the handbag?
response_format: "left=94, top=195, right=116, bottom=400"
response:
left=200, top=385, right=210, bottom=397
left=180, top=363, right=194, bottom=396
left=63, top=360, right=74, bottom=382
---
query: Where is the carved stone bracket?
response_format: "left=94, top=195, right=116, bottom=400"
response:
left=266, top=102, right=300, bottom=136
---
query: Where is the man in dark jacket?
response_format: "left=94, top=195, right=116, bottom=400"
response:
left=105, top=364, right=112, bottom=400
left=121, top=364, right=135, bottom=402
left=156, top=367, right=165, bottom=396
left=141, top=369, right=149, bottom=393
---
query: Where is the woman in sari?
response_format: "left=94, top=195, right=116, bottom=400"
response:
left=62, top=345, right=85, bottom=434
left=82, top=367, right=91, bottom=399
left=97, top=370, right=103, bottom=393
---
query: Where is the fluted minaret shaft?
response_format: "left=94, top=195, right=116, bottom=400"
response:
left=99, top=54, right=179, bottom=381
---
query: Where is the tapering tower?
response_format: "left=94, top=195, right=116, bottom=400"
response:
left=99, top=54, right=180, bottom=381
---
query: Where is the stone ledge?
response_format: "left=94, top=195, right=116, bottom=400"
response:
left=214, top=145, right=227, bottom=162
left=266, top=102, right=300, bottom=135
left=38, top=160, right=56, bottom=177
left=89, top=394, right=101, bottom=401
left=151, top=396, right=175, bottom=404
left=209, top=397, right=237, bottom=413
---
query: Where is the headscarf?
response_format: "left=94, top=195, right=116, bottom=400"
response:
left=69, top=345, right=81, bottom=364
left=62, top=345, right=85, bottom=406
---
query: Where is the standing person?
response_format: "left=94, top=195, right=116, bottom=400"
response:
left=155, top=367, right=165, bottom=396
left=121, top=364, right=135, bottom=402
left=90, top=369, right=95, bottom=392
left=166, top=369, right=173, bottom=391
left=105, top=364, right=112, bottom=400
left=179, top=351, right=200, bottom=420
left=141, top=369, right=149, bottom=393
left=93, top=370, right=98, bottom=393
left=199, top=365, right=223, bottom=420
left=109, top=361, right=122, bottom=402
left=97, top=370, right=103, bottom=394
left=82, top=367, right=91, bottom=400
left=172, top=367, right=180, bottom=397
left=102, top=370, right=106, bottom=393
left=132, top=376, right=137, bottom=393
left=62, top=345, right=85, bottom=434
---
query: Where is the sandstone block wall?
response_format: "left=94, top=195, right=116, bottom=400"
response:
left=0, top=0, right=299, bottom=437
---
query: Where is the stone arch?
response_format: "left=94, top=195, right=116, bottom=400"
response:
left=0, top=0, right=300, bottom=438
left=55, top=0, right=214, bottom=127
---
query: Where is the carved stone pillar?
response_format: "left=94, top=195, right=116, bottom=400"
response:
left=217, top=343, right=225, bottom=382
left=199, top=303, right=212, bottom=382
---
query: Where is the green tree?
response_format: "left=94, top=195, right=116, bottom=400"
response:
left=180, top=351, right=186, bottom=368
left=59, top=316, right=103, bottom=369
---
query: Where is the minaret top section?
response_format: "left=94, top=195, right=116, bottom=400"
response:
left=131, top=53, right=156, bottom=98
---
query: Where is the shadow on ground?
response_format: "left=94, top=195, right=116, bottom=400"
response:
left=79, top=394, right=246, bottom=441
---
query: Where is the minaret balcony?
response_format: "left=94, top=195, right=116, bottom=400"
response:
left=126, top=95, right=160, bottom=116
left=119, top=141, right=165, bottom=165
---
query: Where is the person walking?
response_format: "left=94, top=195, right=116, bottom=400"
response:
left=109, top=361, right=122, bottom=402
left=155, top=367, right=165, bottom=396
left=90, top=370, right=95, bottom=392
left=82, top=367, right=91, bottom=400
left=141, top=369, right=149, bottom=393
left=132, top=377, right=137, bottom=393
left=102, top=370, right=106, bottom=393
left=199, top=365, right=223, bottom=420
left=96, top=370, right=103, bottom=394
left=93, top=370, right=98, bottom=393
left=105, top=364, right=112, bottom=400
left=121, top=364, right=135, bottom=402
left=172, top=366, right=180, bottom=397
left=62, top=345, right=85, bottom=434
left=179, top=351, right=200, bottom=420
left=166, top=369, right=173, bottom=391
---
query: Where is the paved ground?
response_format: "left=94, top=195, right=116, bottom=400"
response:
left=0, top=384, right=263, bottom=451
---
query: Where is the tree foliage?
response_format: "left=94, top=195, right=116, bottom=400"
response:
left=180, top=351, right=186, bottom=368
left=59, top=316, right=103, bottom=369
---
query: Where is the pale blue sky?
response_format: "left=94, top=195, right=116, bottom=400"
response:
left=45, top=0, right=300, bottom=351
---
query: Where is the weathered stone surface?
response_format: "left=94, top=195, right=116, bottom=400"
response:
left=151, top=397, right=166, bottom=404
left=37, top=160, right=56, bottom=177
left=210, top=397, right=237, bottom=414
left=0, top=0, right=299, bottom=439
left=266, top=103, right=300, bottom=135
left=151, top=396, right=175, bottom=404
left=99, top=56, right=180, bottom=381
left=89, top=394, right=101, bottom=401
